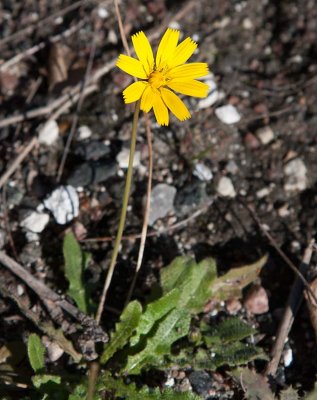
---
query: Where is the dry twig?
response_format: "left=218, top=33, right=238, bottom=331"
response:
left=264, top=240, right=315, bottom=376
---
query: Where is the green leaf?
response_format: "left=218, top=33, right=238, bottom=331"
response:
left=125, top=308, right=191, bottom=374
left=212, top=255, right=267, bottom=300
left=160, top=257, right=217, bottom=313
left=130, top=289, right=180, bottom=346
left=203, top=317, right=257, bottom=346
left=27, top=333, right=45, bottom=373
left=99, top=372, right=200, bottom=399
left=101, top=300, right=142, bottom=364
left=63, top=232, right=88, bottom=313
left=210, top=342, right=265, bottom=368
left=32, top=374, right=68, bottom=400
left=231, top=368, right=274, bottom=400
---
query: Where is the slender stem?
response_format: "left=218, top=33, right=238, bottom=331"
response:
left=125, top=113, right=153, bottom=305
left=96, top=100, right=141, bottom=324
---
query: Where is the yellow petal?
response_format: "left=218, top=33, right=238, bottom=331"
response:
left=167, top=63, right=209, bottom=79
left=141, top=85, right=154, bottom=112
left=156, top=28, right=180, bottom=70
left=132, top=31, right=154, bottom=76
left=116, top=54, right=148, bottom=79
left=153, top=92, right=169, bottom=126
left=123, top=81, right=147, bottom=103
left=167, top=79, right=209, bottom=98
left=167, top=37, right=197, bottom=68
left=160, top=87, right=190, bottom=121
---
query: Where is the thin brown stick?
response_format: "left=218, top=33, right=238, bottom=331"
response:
left=2, top=187, right=19, bottom=261
left=0, top=0, right=197, bottom=129
left=0, top=84, right=97, bottom=190
left=0, top=274, right=82, bottom=362
left=0, top=21, right=85, bottom=72
left=83, top=200, right=213, bottom=243
left=56, top=25, right=98, bottom=182
left=114, top=0, right=130, bottom=56
left=242, top=200, right=317, bottom=305
left=0, top=250, right=108, bottom=342
left=264, top=240, right=315, bottom=376
left=0, top=0, right=90, bottom=49
left=0, top=136, right=38, bottom=190
left=125, top=114, right=153, bottom=304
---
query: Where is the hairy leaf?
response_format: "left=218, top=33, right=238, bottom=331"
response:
left=125, top=308, right=191, bottom=374
left=203, top=317, right=257, bottom=346
left=130, top=288, right=180, bottom=346
left=160, top=257, right=217, bottom=313
left=63, top=232, right=88, bottom=313
left=210, top=342, right=265, bottom=368
left=27, top=333, right=45, bottom=373
left=212, top=255, right=267, bottom=300
left=101, top=301, right=142, bottom=364
left=99, top=372, right=200, bottom=399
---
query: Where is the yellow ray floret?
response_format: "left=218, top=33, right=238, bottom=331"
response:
left=116, top=28, right=209, bottom=125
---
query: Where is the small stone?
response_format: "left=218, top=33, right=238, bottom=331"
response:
left=67, top=162, right=117, bottom=187
left=197, top=78, right=223, bottom=109
left=226, top=160, right=239, bottom=174
left=20, top=211, right=50, bottom=233
left=283, top=348, right=293, bottom=367
left=256, top=187, right=271, bottom=199
left=226, top=298, right=242, bottom=314
left=116, top=147, right=141, bottom=169
left=17, top=285, right=24, bottom=296
left=284, top=158, right=307, bottom=192
left=193, top=163, right=213, bottom=181
left=149, top=184, right=176, bottom=226
left=44, top=185, right=79, bottom=224
left=97, top=6, right=109, bottom=19
left=107, top=29, right=118, bottom=44
left=244, top=285, right=269, bottom=315
left=46, top=341, right=64, bottom=362
left=242, top=18, right=253, bottom=29
left=215, top=104, right=241, bottom=124
left=38, top=120, right=59, bottom=145
left=217, top=176, right=236, bottom=198
left=75, top=140, right=110, bottom=161
left=256, top=126, right=274, bottom=145
left=244, top=132, right=260, bottom=150
left=188, top=371, right=213, bottom=397
left=77, top=125, right=92, bottom=140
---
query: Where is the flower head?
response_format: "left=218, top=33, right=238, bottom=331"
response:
left=116, top=29, right=209, bottom=126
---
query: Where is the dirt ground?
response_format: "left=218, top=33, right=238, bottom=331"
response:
left=1, top=0, right=317, bottom=398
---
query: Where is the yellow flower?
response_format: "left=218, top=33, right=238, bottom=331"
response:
left=116, top=29, right=209, bottom=126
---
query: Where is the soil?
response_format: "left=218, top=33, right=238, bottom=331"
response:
left=0, top=0, right=317, bottom=398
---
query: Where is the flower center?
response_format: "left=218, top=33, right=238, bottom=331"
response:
left=148, top=70, right=167, bottom=89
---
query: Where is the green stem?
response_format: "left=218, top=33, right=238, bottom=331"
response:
left=96, top=100, right=141, bottom=324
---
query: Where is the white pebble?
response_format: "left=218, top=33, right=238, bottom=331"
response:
left=256, top=126, right=274, bottom=145
left=284, top=158, right=307, bottom=192
left=193, top=163, right=213, bottom=181
left=78, top=125, right=92, bottom=140
left=20, top=211, right=49, bottom=233
left=97, top=7, right=109, bottom=19
left=215, top=104, right=241, bottom=124
left=217, top=176, right=236, bottom=198
left=44, top=186, right=79, bottom=225
left=283, top=348, right=293, bottom=367
left=116, top=148, right=141, bottom=169
left=38, top=120, right=59, bottom=145
left=149, top=184, right=176, bottom=226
